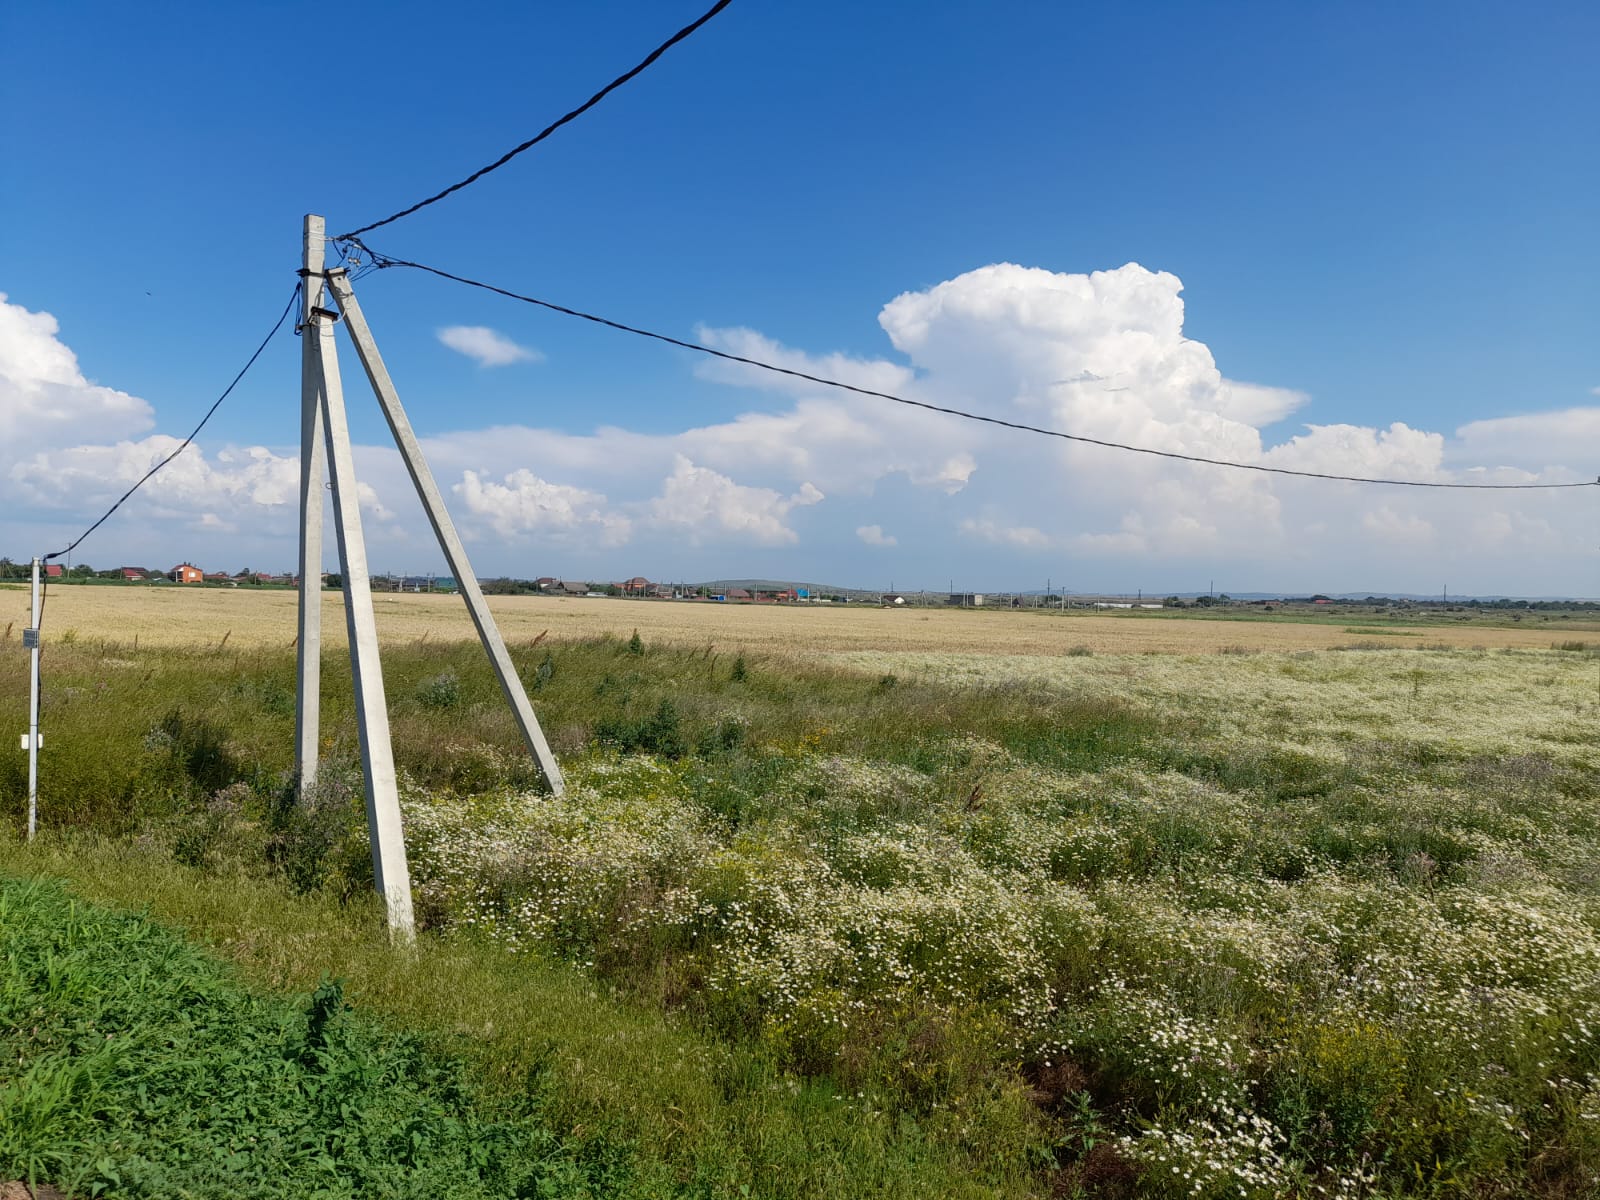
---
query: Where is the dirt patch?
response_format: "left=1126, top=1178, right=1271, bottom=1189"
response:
left=1, top=1184, right=68, bottom=1200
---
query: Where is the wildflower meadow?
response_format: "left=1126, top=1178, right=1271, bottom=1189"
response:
left=3, top=618, right=1599, bottom=1197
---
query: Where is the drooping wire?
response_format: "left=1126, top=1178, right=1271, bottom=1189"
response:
left=346, top=244, right=1597, bottom=493
left=19, top=281, right=296, bottom=831
left=336, top=0, right=734, bottom=241
left=41, top=282, right=303, bottom=565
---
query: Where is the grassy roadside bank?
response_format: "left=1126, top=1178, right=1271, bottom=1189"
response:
left=0, top=873, right=627, bottom=1198
left=0, top=835, right=1033, bottom=1199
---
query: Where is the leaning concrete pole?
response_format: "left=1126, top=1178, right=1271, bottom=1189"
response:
left=294, top=216, right=327, bottom=792
left=308, top=248, right=416, bottom=944
left=325, top=269, right=565, bottom=796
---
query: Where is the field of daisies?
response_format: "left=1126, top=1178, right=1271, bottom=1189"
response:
left=383, top=641, right=1598, bottom=1197
left=6, top=631, right=1600, bottom=1197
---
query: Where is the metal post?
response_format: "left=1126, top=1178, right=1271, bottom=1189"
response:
left=295, top=216, right=327, bottom=792
left=25, top=556, right=41, bottom=839
left=325, top=269, right=565, bottom=795
left=311, top=283, right=416, bottom=944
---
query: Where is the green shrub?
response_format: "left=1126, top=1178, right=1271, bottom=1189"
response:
left=416, top=669, right=462, bottom=710
left=594, top=698, right=688, bottom=758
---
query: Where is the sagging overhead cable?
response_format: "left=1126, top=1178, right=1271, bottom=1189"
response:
left=337, top=0, right=734, bottom=241
left=342, top=244, right=1597, bottom=493
left=42, top=283, right=303, bottom=564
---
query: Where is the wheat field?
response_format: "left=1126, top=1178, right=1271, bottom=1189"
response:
left=2, top=583, right=1581, bottom=658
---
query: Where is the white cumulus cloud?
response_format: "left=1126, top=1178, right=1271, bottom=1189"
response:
left=8, top=267, right=1600, bottom=594
left=648, top=455, right=823, bottom=545
left=453, top=468, right=630, bottom=545
left=0, top=292, right=153, bottom=454
left=11, top=437, right=299, bottom=515
left=437, top=325, right=542, bottom=367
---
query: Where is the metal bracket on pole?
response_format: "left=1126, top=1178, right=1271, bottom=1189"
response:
left=324, top=268, right=566, bottom=796
left=301, top=216, right=416, bottom=944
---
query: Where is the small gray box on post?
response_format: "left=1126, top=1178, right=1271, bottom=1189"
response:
left=22, top=629, right=39, bottom=650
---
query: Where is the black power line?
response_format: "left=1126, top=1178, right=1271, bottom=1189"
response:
left=337, top=0, right=734, bottom=241
left=345, top=244, right=1597, bottom=493
left=42, top=282, right=302, bottom=564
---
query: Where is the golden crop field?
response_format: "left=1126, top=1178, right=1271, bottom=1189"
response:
left=1, top=582, right=1583, bottom=658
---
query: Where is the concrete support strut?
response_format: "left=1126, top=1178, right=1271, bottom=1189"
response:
left=325, top=269, right=565, bottom=796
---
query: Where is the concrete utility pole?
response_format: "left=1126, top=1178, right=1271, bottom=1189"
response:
left=22, top=557, right=41, bottom=839
left=292, top=215, right=569, bottom=943
left=304, top=248, right=416, bottom=943
left=295, top=216, right=327, bottom=793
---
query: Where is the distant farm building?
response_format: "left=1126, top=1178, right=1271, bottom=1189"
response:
left=948, top=593, right=984, bottom=607
left=169, top=563, right=203, bottom=584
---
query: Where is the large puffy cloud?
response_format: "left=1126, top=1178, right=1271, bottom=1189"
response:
left=647, top=455, right=823, bottom=545
left=0, top=294, right=377, bottom=567
left=865, top=263, right=1593, bottom=587
left=0, top=293, right=152, bottom=452
left=454, top=468, right=630, bottom=546
left=6, top=270, right=1597, bottom=593
left=694, top=325, right=915, bottom=398
left=11, top=436, right=299, bottom=514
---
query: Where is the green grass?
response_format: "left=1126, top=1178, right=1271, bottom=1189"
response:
left=0, top=835, right=1035, bottom=1200
left=0, top=635, right=1171, bottom=830
left=0, top=873, right=630, bottom=1199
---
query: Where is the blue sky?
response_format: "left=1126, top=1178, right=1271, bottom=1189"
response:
left=3, top=1, right=1597, bottom=594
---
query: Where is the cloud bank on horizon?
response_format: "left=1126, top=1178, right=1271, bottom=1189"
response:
left=2, top=266, right=1595, bottom=594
